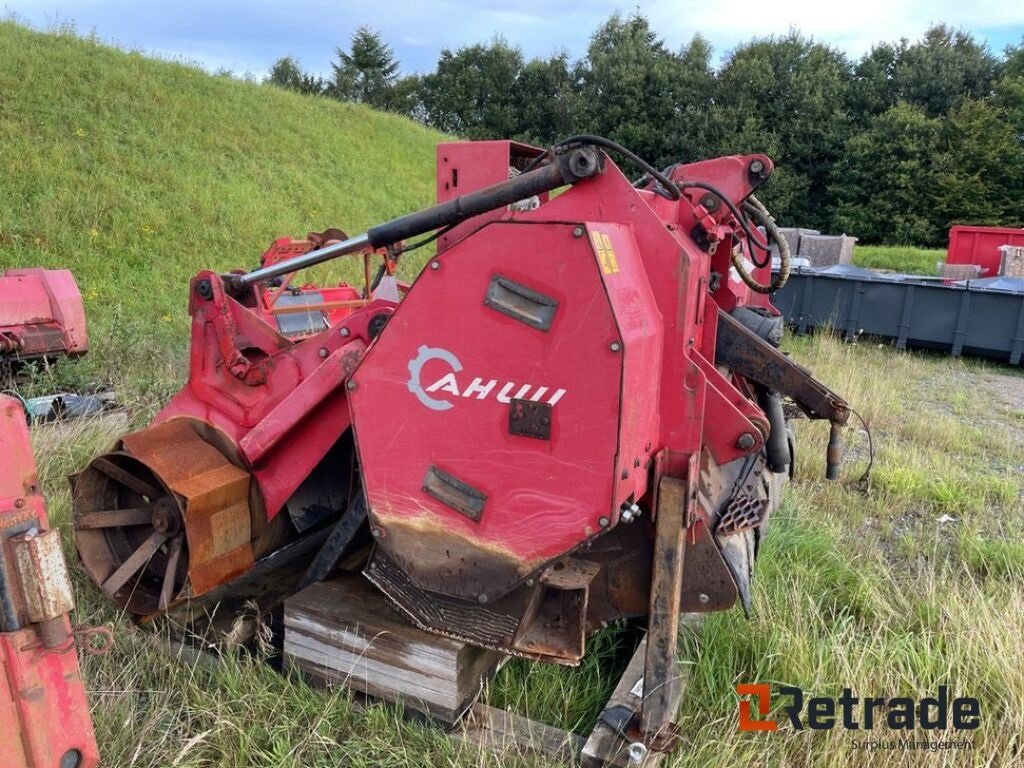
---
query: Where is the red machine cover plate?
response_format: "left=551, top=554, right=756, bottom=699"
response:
left=350, top=222, right=629, bottom=600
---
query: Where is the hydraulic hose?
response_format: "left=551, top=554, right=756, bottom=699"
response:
left=731, top=195, right=791, bottom=294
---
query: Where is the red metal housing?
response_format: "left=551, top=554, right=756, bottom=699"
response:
left=347, top=141, right=787, bottom=661
left=0, top=268, right=88, bottom=361
left=73, top=237, right=397, bottom=616
left=73, top=140, right=845, bottom=676
left=1, top=396, right=100, bottom=768
left=70, top=137, right=851, bottom=755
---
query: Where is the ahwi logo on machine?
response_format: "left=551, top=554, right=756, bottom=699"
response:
left=737, top=683, right=980, bottom=752
left=406, top=345, right=567, bottom=411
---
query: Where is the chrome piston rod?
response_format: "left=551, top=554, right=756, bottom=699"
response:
left=236, top=233, right=371, bottom=286
left=229, top=145, right=603, bottom=288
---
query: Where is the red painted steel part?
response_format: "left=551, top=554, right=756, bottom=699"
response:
left=946, top=225, right=1024, bottom=276
left=0, top=268, right=88, bottom=360
left=0, top=396, right=100, bottom=768
left=349, top=220, right=661, bottom=598
left=350, top=142, right=781, bottom=635
left=73, top=238, right=393, bottom=615
left=71, top=140, right=819, bottom=669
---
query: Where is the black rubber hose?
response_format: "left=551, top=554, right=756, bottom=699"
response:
left=676, top=181, right=773, bottom=251
left=759, top=388, right=791, bottom=473
left=667, top=180, right=791, bottom=293
left=732, top=195, right=791, bottom=294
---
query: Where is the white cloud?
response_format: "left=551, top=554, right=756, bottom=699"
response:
left=641, top=0, right=1024, bottom=56
left=4, top=0, right=1020, bottom=77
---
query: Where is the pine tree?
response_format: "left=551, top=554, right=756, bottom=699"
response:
left=330, top=26, right=400, bottom=108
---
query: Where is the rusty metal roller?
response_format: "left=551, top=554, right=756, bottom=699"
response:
left=72, top=419, right=255, bottom=617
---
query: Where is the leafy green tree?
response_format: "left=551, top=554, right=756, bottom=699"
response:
left=893, top=25, right=998, bottom=116
left=268, top=56, right=304, bottom=90
left=282, top=12, right=1022, bottom=249
left=574, top=13, right=693, bottom=166
left=384, top=74, right=426, bottom=120
left=266, top=56, right=324, bottom=95
left=511, top=53, right=577, bottom=145
left=420, top=40, right=524, bottom=138
left=668, top=35, right=718, bottom=163
left=713, top=32, right=852, bottom=229
left=935, top=98, right=1024, bottom=228
left=832, top=102, right=943, bottom=244
left=330, top=26, right=400, bottom=108
left=847, top=41, right=906, bottom=120
left=1003, top=40, right=1024, bottom=78
left=994, top=42, right=1024, bottom=134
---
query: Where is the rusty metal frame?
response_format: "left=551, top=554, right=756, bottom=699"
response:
left=715, top=309, right=850, bottom=425
left=640, top=470, right=691, bottom=747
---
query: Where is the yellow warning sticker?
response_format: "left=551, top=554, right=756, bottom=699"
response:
left=590, top=230, right=619, bottom=275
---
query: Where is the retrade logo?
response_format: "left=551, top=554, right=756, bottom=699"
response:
left=406, top=345, right=567, bottom=412
left=737, top=684, right=777, bottom=731
left=736, top=684, right=980, bottom=733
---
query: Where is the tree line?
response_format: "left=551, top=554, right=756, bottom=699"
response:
left=267, top=15, right=1024, bottom=247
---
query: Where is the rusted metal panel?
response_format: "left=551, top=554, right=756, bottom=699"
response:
left=679, top=517, right=738, bottom=612
left=74, top=420, right=255, bottom=614
left=507, top=398, right=552, bottom=440
left=716, top=308, right=850, bottom=425
left=11, top=530, right=75, bottom=623
left=641, top=473, right=689, bottom=745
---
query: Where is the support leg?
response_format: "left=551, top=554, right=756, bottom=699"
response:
left=640, top=471, right=690, bottom=744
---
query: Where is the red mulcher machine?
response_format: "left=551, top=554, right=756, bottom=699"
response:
left=69, top=137, right=850, bottom=752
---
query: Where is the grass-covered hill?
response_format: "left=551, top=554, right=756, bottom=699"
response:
left=0, top=21, right=442, bottom=403
left=2, top=23, right=1022, bottom=768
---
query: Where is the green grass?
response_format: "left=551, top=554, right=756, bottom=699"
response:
left=853, top=244, right=945, bottom=275
left=5, top=22, right=1024, bottom=768
left=667, top=335, right=1024, bottom=767
left=0, top=20, right=442, bottom=407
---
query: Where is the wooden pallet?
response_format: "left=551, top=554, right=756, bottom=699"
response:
left=284, top=574, right=505, bottom=723
left=283, top=572, right=702, bottom=766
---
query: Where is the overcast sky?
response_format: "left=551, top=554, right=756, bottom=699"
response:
left=4, top=1, right=1023, bottom=78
